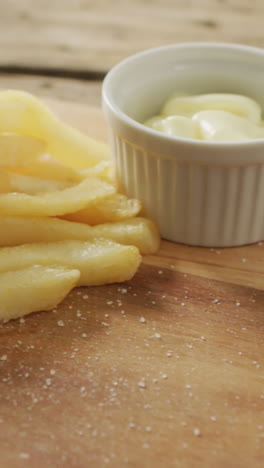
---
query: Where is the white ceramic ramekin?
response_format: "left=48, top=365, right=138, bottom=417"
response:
left=102, top=43, right=264, bottom=247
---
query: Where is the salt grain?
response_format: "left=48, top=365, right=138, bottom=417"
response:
left=101, top=322, right=109, bottom=327
left=57, top=320, right=64, bottom=327
left=138, top=380, right=146, bottom=389
left=83, top=295, right=89, bottom=299
left=19, top=453, right=30, bottom=459
left=154, top=333, right=161, bottom=339
left=0, top=355, right=7, bottom=361
left=193, top=428, right=201, bottom=436
left=139, top=317, right=146, bottom=323
left=50, top=369, right=56, bottom=375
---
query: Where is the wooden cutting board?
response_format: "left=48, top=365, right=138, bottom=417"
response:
left=0, top=100, right=263, bottom=468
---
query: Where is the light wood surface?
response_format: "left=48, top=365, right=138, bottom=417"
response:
left=1, top=0, right=264, bottom=73
left=0, top=101, right=263, bottom=468
left=0, top=74, right=102, bottom=106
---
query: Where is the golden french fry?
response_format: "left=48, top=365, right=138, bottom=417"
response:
left=63, top=193, right=142, bottom=225
left=0, top=170, right=11, bottom=192
left=79, top=160, right=115, bottom=184
left=90, top=217, right=160, bottom=254
left=0, top=265, right=80, bottom=322
left=9, top=156, right=82, bottom=183
left=0, top=216, right=159, bottom=254
left=0, top=90, right=108, bottom=168
left=1, top=170, right=71, bottom=194
left=0, top=176, right=115, bottom=216
left=0, top=133, right=46, bottom=167
left=0, top=240, right=141, bottom=286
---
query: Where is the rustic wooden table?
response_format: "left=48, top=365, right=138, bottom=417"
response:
left=0, top=2, right=264, bottom=468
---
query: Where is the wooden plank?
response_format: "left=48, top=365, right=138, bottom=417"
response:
left=0, top=73, right=102, bottom=106
left=0, top=0, right=264, bottom=73
left=0, top=100, right=263, bottom=468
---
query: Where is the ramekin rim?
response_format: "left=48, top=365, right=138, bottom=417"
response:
left=102, top=42, right=264, bottom=149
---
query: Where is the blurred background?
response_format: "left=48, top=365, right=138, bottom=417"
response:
left=0, top=0, right=263, bottom=106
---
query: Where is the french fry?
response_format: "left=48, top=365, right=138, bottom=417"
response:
left=0, top=216, right=159, bottom=254
left=63, top=193, right=142, bottom=225
left=0, top=133, right=46, bottom=167
left=0, top=176, right=115, bottom=216
left=0, top=170, right=11, bottom=193
left=0, top=240, right=141, bottom=286
left=0, top=170, right=71, bottom=194
left=79, top=160, right=115, bottom=184
left=0, top=265, right=80, bottom=322
left=0, top=90, right=109, bottom=168
left=9, top=156, right=82, bottom=182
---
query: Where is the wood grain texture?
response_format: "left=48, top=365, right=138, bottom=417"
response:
left=0, top=0, right=264, bottom=73
left=0, top=101, right=264, bottom=468
left=0, top=74, right=102, bottom=106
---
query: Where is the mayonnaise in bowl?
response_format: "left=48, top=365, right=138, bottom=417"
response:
left=144, top=93, right=264, bottom=142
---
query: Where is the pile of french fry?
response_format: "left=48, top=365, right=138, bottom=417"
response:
left=0, top=90, right=160, bottom=322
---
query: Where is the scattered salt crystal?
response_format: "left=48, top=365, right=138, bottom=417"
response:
left=210, top=416, right=217, bottom=421
left=104, top=314, right=109, bottom=318
left=145, top=426, right=152, bottom=432
left=200, top=336, right=206, bottom=341
left=19, top=318, right=25, bottom=324
left=235, top=302, right=241, bottom=306
left=46, top=378, right=52, bottom=386
left=80, top=386, right=86, bottom=393
left=57, top=320, right=64, bottom=327
left=142, top=443, right=149, bottom=449
left=193, top=428, right=201, bottom=436
left=120, top=288, right=127, bottom=294
left=50, top=369, right=56, bottom=376
left=19, top=453, right=30, bottom=459
left=181, top=303, right=185, bottom=306
left=212, top=299, right=219, bottom=304
left=186, top=344, right=193, bottom=349
left=138, top=380, right=146, bottom=389
left=0, top=355, right=7, bottom=361
left=241, top=327, right=247, bottom=331
left=185, top=384, right=192, bottom=389
left=158, top=270, right=163, bottom=275
left=166, top=352, right=172, bottom=357
left=162, top=374, right=168, bottom=379
left=107, top=301, right=113, bottom=305
left=151, top=301, right=156, bottom=305
left=101, top=322, right=109, bottom=327
left=83, top=295, right=89, bottom=299
left=129, top=422, right=136, bottom=428
left=154, top=333, right=161, bottom=339
left=241, top=258, right=247, bottom=263
left=181, top=421, right=187, bottom=426
left=82, top=333, right=87, bottom=338
left=139, top=317, right=146, bottom=323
